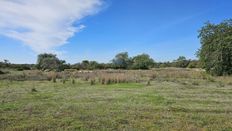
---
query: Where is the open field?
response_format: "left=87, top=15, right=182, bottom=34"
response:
left=1, top=69, right=232, bottom=130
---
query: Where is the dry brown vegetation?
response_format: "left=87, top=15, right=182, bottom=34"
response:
left=1, top=68, right=232, bottom=130
left=0, top=68, right=229, bottom=85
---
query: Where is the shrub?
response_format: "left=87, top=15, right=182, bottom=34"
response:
left=52, top=77, right=56, bottom=83
left=90, top=79, right=95, bottom=85
left=146, top=80, right=151, bottom=86
left=0, top=70, right=5, bottom=75
left=62, top=79, right=66, bottom=84
left=31, top=88, right=38, bottom=92
left=72, top=79, right=75, bottom=84
left=106, top=78, right=111, bottom=85
left=192, top=81, right=200, bottom=86
left=101, top=78, right=105, bottom=85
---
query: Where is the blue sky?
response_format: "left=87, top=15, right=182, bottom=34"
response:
left=0, top=0, right=232, bottom=64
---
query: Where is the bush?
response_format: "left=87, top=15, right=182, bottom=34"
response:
left=90, top=79, right=95, bottom=85
left=0, top=70, right=5, bottom=74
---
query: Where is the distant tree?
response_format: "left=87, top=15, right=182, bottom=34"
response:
left=88, top=61, right=99, bottom=70
left=132, top=54, right=154, bottom=69
left=173, top=56, right=190, bottom=68
left=112, top=52, right=130, bottom=69
left=176, top=56, right=186, bottom=61
left=81, top=60, right=90, bottom=70
left=72, top=60, right=99, bottom=70
left=0, top=59, right=9, bottom=68
left=36, top=53, right=67, bottom=71
left=3, top=59, right=9, bottom=64
left=71, top=63, right=82, bottom=70
left=198, top=19, right=232, bottom=76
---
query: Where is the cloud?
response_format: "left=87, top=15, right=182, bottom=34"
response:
left=0, top=0, right=102, bottom=53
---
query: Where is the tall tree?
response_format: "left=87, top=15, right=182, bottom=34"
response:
left=198, top=19, right=232, bottom=76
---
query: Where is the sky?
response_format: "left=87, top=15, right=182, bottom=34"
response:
left=0, top=0, right=232, bottom=64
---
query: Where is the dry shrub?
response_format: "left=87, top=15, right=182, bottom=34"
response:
left=192, top=81, right=200, bottom=86
left=47, top=72, right=57, bottom=82
left=31, top=88, right=38, bottom=92
left=72, top=79, right=75, bottom=84
left=101, top=78, right=105, bottom=85
left=146, top=80, right=151, bottom=86
left=97, top=72, right=133, bottom=85
left=61, top=79, right=66, bottom=84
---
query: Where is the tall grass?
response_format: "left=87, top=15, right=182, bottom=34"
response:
left=1, top=68, right=232, bottom=85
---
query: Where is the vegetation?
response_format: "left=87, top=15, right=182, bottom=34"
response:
left=198, top=19, right=232, bottom=76
left=36, top=53, right=70, bottom=71
left=131, top=53, right=154, bottom=69
left=1, top=68, right=232, bottom=130
left=112, top=52, right=130, bottom=69
left=1, top=18, right=232, bottom=130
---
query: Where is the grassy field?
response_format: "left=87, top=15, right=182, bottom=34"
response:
left=1, top=73, right=232, bottom=130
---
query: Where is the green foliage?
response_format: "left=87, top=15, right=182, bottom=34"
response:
left=198, top=19, right=232, bottom=76
left=132, top=54, right=154, bottom=69
left=112, top=52, right=130, bottom=69
left=172, top=56, right=190, bottom=68
left=0, top=70, right=5, bottom=74
left=0, top=59, right=34, bottom=71
left=187, top=60, right=201, bottom=68
left=36, top=53, right=68, bottom=71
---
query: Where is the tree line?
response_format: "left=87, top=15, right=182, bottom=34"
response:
left=1, top=19, right=232, bottom=76
left=1, top=52, right=200, bottom=72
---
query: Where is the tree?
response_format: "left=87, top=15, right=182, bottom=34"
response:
left=112, top=52, right=130, bottom=69
left=198, top=19, right=232, bottom=76
left=88, top=61, right=99, bottom=70
left=173, top=56, right=190, bottom=68
left=81, top=60, right=90, bottom=70
left=36, top=53, right=67, bottom=71
left=3, top=59, right=9, bottom=64
left=132, top=54, right=154, bottom=69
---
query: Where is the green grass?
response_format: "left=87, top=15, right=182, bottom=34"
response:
left=1, top=79, right=232, bottom=131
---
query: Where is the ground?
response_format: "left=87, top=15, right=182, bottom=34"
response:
left=1, top=77, right=232, bottom=131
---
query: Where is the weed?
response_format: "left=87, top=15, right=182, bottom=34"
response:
left=192, top=81, right=200, bottom=86
left=146, top=80, right=151, bottom=86
left=31, top=88, right=38, bottom=92
left=72, top=79, right=75, bottom=84
left=90, top=79, right=95, bottom=85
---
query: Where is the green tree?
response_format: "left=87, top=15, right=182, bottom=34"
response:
left=132, top=54, right=154, bottom=69
left=112, top=52, right=130, bottom=69
left=37, top=53, right=66, bottom=71
left=81, top=60, right=90, bottom=70
left=89, top=61, right=99, bottom=70
left=198, top=19, right=232, bottom=76
left=173, top=56, right=190, bottom=68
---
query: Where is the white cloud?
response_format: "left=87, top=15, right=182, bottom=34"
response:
left=0, top=0, right=102, bottom=53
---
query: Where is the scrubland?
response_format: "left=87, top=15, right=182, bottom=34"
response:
left=1, top=68, right=232, bottom=130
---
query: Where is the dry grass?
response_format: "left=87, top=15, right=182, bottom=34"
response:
left=1, top=76, right=232, bottom=130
